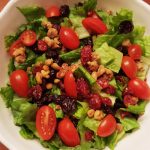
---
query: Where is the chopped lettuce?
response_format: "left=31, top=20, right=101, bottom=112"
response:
left=51, top=85, right=61, bottom=96
left=120, top=101, right=148, bottom=115
left=137, top=63, right=149, bottom=80
left=74, top=101, right=89, bottom=119
left=49, top=103, right=64, bottom=118
left=0, top=85, right=14, bottom=108
left=28, top=74, right=37, bottom=87
left=11, top=97, right=37, bottom=125
left=8, top=58, right=15, bottom=75
left=94, top=136, right=106, bottom=150
left=4, top=35, right=17, bottom=48
left=17, top=6, right=45, bottom=22
left=35, top=53, right=46, bottom=63
left=95, top=43, right=123, bottom=73
left=83, top=117, right=100, bottom=133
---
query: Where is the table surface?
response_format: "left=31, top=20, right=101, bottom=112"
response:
left=0, top=0, right=150, bottom=150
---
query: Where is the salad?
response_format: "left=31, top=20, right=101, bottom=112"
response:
left=1, top=0, right=150, bottom=149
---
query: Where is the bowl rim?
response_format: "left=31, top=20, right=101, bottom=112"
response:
left=0, top=0, right=150, bottom=150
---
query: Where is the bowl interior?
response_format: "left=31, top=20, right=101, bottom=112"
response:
left=0, top=0, right=150, bottom=150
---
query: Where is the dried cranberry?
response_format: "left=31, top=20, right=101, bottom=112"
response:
left=122, top=87, right=133, bottom=97
left=61, top=96, right=77, bottom=115
left=103, top=85, right=116, bottom=95
left=60, top=5, right=70, bottom=17
left=85, top=131, right=94, bottom=141
left=97, top=77, right=109, bottom=89
left=81, top=45, right=92, bottom=66
left=32, top=65, right=43, bottom=76
left=117, top=45, right=128, bottom=55
left=38, top=40, right=48, bottom=52
left=115, top=75, right=128, bottom=85
left=46, top=49, right=59, bottom=59
left=88, top=94, right=102, bottom=110
left=28, top=85, right=42, bottom=101
left=81, top=37, right=93, bottom=46
left=52, top=24, right=61, bottom=32
left=102, top=97, right=112, bottom=106
left=70, top=116, right=79, bottom=127
left=120, top=111, right=131, bottom=119
left=76, top=78, right=90, bottom=97
left=113, top=99, right=125, bottom=111
left=123, top=95, right=138, bottom=107
left=101, top=104, right=114, bottom=115
left=118, top=20, right=134, bottom=34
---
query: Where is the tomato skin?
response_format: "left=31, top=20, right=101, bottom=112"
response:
left=10, top=70, right=29, bottom=97
left=20, top=30, right=37, bottom=46
left=97, top=114, right=117, bottom=137
left=36, top=106, right=56, bottom=140
left=58, top=117, right=80, bottom=147
left=59, top=27, right=80, bottom=50
left=46, top=5, right=60, bottom=18
left=87, top=11, right=99, bottom=19
left=121, top=56, right=137, bottom=79
left=82, top=17, right=108, bottom=34
left=9, top=39, right=23, bottom=56
left=128, top=44, right=142, bottom=60
left=64, top=71, right=77, bottom=97
left=128, top=78, right=150, bottom=100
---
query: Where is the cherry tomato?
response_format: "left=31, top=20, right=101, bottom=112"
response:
left=20, top=30, right=37, bottom=46
left=9, top=39, right=23, bottom=56
left=58, top=117, right=80, bottom=147
left=38, top=40, right=48, bottom=52
left=36, top=106, right=56, bottom=140
left=87, top=10, right=99, bottom=19
left=128, top=78, right=150, bottom=100
left=10, top=70, right=29, bottom=97
left=128, top=44, right=142, bottom=60
left=59, top=27, right=80, bottom=50
left=97, top=114, right=117, bottom=137
left=46, top=5, right=60, bottom=18
left=64, top=71, right=77, bottom=97
left=121, top=56, right=137, bottom=79
left=82, top=17, right=108, bottom=34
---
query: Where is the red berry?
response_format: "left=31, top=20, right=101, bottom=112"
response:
left=81, top=45, right=92, bottom=66
left=88, top=94, right=102, bottom=110
left=122, top=87, right=133, bottom=97
left=120, top=111, right=131, bottom=119
left=97, top=77, right=109, bottom=89
left=32, top=65, right=43, bottom=76
left=123, top=95, right=138, bottom=107
left=76, top=78, right=90, bottom=97
left=103, top=85, right=116, bottom=95
left=38, top=40, right=48, bottom=51
left=102, top=97, right=112, bottom=106
left=85, top=131, right=94, bottom=141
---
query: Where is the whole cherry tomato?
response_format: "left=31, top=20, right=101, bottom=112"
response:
left=46, top=5, right=60, bottom=18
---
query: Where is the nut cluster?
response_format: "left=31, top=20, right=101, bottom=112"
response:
left=87, top=109, right=105, bottom=121
left=35, top=58, right=61, bottom=89
left=12, top=47, right=26, bottom=63
left=42, top=20, right=60, bottom=49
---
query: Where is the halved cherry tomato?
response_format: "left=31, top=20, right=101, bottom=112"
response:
left=64, top=71, right=77, bottom=97
left=36, top=106, right=56, bottom=140
left=121, top=56, right=137, bottom=79
left=59, top=27, right=80, bottom=50
left=82, top=17, right=108, bottom=34
left=97, top=114, right=117, bottom=137
left=10, top=70, right=29, bottom=97
left=128, top=78, right=150, bottom=100
left=58, top=117, right=80, bottom=147
left=20, top=30, right=37, bottom=46
left=128, top=44, right=142, bottom=60
left=9, top=39, right=23, bottom=56
left=46, top=5, right=60, bottom=18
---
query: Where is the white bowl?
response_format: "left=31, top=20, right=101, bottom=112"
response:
left=0, top=0, right=150, bottom=150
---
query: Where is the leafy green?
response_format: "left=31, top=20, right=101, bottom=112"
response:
left=35, top=53, right=46, bottom=63
left=60, top=48, right=81, bottom=62
left=11, top=97, right=37, bottom=125
left=137, top=63, right=149, bottom=80
left=49, top=103, right=64, bottom=118
left=51, top=85, right=61, bottom=96
left=28, top=74, right=37, bottom=87
left=0, top=86, right=14, bottom=108
left=83, top=117, right=100, bottom=133
left=95, top=43, right=123, bottom=73
left=106, top=130, right=125, bottom=150
left=61, top=18, right=72, bottom=27
left=74, top=66, right=96, bottom=85
left=4, top=35, right=17, bottom=48
left=17, top=6, right=45, bottom=22
left=94, top=136, right=106, bottom=150
left=8, top=58, right=15, bottom=75
left=120, top=101, right=148, bottom=115
left=74, top=102, right=89, bottom=119
left=19, top=126, right=35, bottom=139
left=16, top=49, right=37, bottom=70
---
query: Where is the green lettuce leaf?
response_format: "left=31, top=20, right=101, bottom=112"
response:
left=83, top=117, right=100, bottom=133
left=17, top=6, right=45, bottom=22
left=0, top=86, right=14, bottom=108
left=74, top=101, right=89, bottom=119
left=11, top=97, right=37, bottom=125
left=95, top=43, right=123, bottom=73
left=8, top=58, right=15, bottom=75
left=120, top=101, right=148, bottom=115
left=4, top=35, right=17, bottom=48
left=35, top=53, right=46, bottom=63
left=50, top=85, right=61, bottom=96
left=94, top=136, right=106, bottom=150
